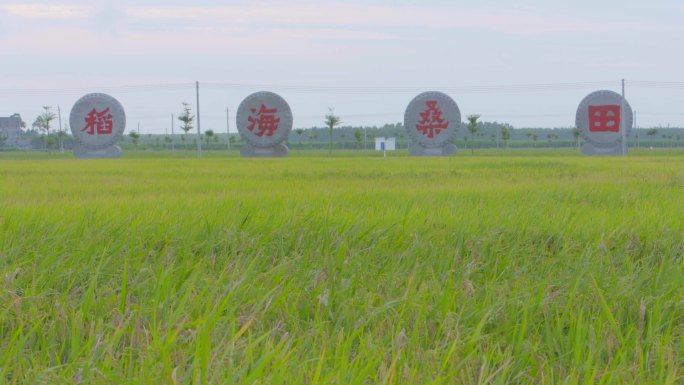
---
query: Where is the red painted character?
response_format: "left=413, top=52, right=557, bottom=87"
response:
left=247, top=104, right=280, bottom=137
left=416, top=101, right=449, bottom=138
left=588, top=105, right=620, bottom=132
left=82, top=107, right=113, bottom=135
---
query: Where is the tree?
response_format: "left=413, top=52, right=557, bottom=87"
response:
left=571, top=127, right=580, bottom=149
left=324, top=108, right=341, bottom=154
left=646, top=128, right=658, bottom=148
left=204, top=129, right=215, bottom=146
left=354, top=129, right=363, bottom=149
left=178, top=102, right=195, bottom=136
left=33, top=106, right=56, bottom=150
left=466, top=114, right=480, bottom=155
left=295, top=128, right=305, bottom=148
left=500, top=124, right=511, bottom=149
left=129, top=131, right=140, bottom=148
left=547, top=133, right=558, bottom=146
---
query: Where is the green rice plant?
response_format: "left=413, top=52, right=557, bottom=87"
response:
left=0, top=152, right=682, bottom=384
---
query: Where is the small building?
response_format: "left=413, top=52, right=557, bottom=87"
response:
left=0, top=114, right=23, bottom=147
left=375, top=137, right=396, bottom=151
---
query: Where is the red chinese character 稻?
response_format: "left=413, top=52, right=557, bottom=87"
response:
left=416, top=101, right=449, bottom=138
left=588, top=105, right=620, bottom=132
left=81, top=107, right=113, bottom=135
left=247, top=104, right=280, bottom=137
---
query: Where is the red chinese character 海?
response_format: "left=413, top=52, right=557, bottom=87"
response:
left=81, top=107, right=113, bottom=135
left=247, top=104, right=280, bottom=137
left=588, top=105, right=620, bottom=132
left=416, top=101, right=449, bottom=138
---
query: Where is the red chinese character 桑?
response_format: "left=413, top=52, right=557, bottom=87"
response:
left=416, top=100, right=449, bottom=138
left=588, top=105, right=621, bottom=132
left=81, top=107, right=113, bottom=135
left=247, top=104, right=280, bottom=137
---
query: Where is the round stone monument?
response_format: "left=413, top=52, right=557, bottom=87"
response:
left=236, top=91, right=293, bottom=157
left=576, top=90, right=632, bottom=155
left=69, top=93, right=126, bottom=158
left=404, top=91, right=460, bottom=156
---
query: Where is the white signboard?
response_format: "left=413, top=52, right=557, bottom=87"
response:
left=375, top=137, right=396, bottom=151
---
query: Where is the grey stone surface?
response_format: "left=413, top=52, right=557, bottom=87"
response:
left=236, top=92, right=293, bottom=156
left=404, top=91, right=460, bottom=156
left=70, top=93, right=126, bottom=153
left=240, top=143, right=289, bottom=158
left=575, top=90, right=632, bottom=155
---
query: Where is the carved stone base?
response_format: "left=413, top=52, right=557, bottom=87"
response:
left=581, top=142, right=625, bottom=156
left=73, top=144, right=122, bottom=159
left=240, top=143, right=289, bottom=158
left=409, top=143, right=457, bottom=156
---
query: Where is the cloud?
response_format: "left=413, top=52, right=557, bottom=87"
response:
left=125, top=3, right=659, bottom=36
left=91, top=6, right=126, bottom=35
left=0, top=2, right=663, bottom=38
left=1, top=4, right=89, bottom=19
left=0, top=1, right=667, bottom=58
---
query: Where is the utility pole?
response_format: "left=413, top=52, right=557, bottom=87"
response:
left=171, top=113, right=175, bottom=151
left=196, top=81, right=202, bottom=159
left=496, top=125, right=500, bottom=149
left=363, top=127, right=367, bottom=150
left=226, top=107, right=231, bottom=151
left=621, top=79, right=627, bottom=155
left=634, top=111, right=637, bottom=148
left=57, top=106, right=64, bottom=153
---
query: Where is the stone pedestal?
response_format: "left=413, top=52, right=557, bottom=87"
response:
left=581, top=142, right=625, bottom=156
left=410, top=143, right=457, bottom=156
left=240, top=143, right=289, bottom=158
left=73, top=144, right=122, bottom=159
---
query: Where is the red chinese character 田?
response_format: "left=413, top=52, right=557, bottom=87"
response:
left=416, top=101, right=449, bottom=138
left=82, top=107, right=113, bottom=135
left=247, top=104, right=280, bottom=137
left=588, top=105, right=620, bottom=132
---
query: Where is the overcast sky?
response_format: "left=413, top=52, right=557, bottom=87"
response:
left=1, top=0, right=683, bottom=134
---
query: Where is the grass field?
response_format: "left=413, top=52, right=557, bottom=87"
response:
left=1, top=150, right=683, bottom=384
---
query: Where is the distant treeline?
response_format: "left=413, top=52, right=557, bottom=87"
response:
left=5, top=122, right=684, bottom=151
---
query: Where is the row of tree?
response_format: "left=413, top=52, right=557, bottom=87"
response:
left=3, top=103, right=682, bottom=151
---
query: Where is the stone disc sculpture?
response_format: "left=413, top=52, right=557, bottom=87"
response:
left=69, top=93, right=126, bottom=158
left=575, top=90, right=633, bottom=155
left=236, top=91, right=293, bottom=157
left=404, top=91, right=460, bottom=156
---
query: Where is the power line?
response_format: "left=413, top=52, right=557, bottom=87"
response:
left=202, top=80, right=621, bottom=94
left=6, top=79, right=684, bottom=97
left=629, top=80, right=684, bottom=89
left=0, top=83, right=193, bottom=96
left=0, top=80, right=625, bottom=96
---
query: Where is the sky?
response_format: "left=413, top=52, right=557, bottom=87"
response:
left=1, top=0, right=684, bottom=134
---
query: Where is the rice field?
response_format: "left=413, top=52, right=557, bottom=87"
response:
left=1, top=150, right=683, bottom=384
